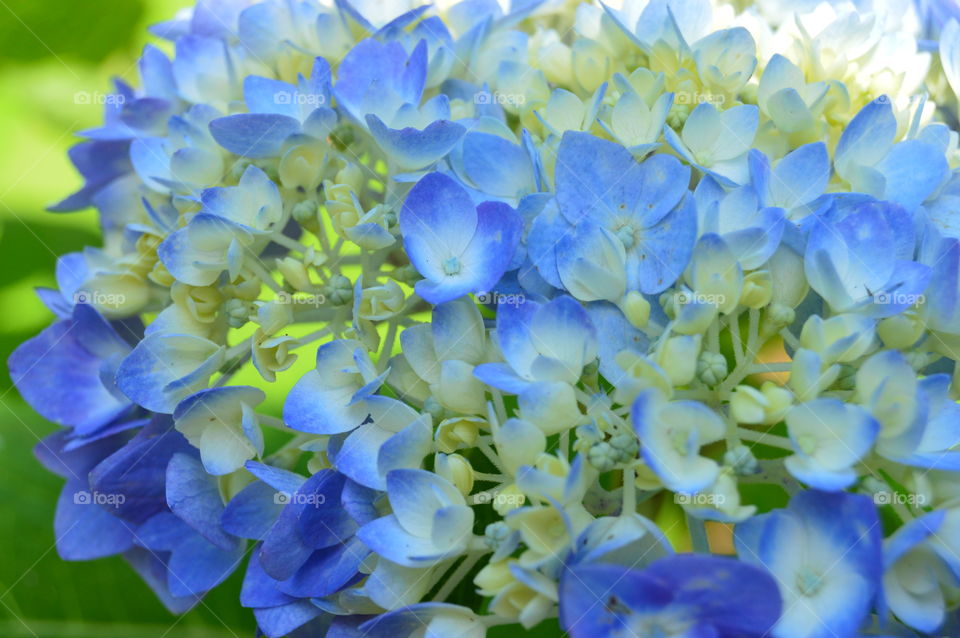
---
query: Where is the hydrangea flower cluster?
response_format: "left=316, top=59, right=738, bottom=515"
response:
left=13, top=0, right=960, bottom=636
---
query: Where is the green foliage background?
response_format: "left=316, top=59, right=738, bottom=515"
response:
left=0, top=1, right=257, bottom=635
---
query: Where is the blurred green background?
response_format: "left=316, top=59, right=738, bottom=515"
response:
left=0, top=1, right=257, bottom=635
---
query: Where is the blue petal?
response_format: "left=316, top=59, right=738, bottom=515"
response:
left=629, top=196, right=697, bottom=294
left=116, top=333, right=223, bottom=413
left=55, top=478, right=135, bottom=560
left=472, top=362, right=530, bottom=394
left=244, top=75, right=299, bottom=118
left=768, top=142, right=830, bottom=210
left=244, top=460, right=308, bottom=494
left=335, top=39, right=422, bottom=123
left=165, top=453, right=235, bottom=549
left=241, top=544, right=296, bottom=608
left=461, top=131, right=535, bottom=198
left=8, top=307, right=131, bottom=434
left=401, top=172, right=478, bottom=277
left=90, top=425, right=192, bottom=525
left=356, top=514, right=444, bottom=567
left=166, top=530, right=244, bottom=597
left=835, top=97, right=897, bottom=172
left=209, top=113, right=301, bottom=158
left=222, top=480, right=284, bottom=540
left=877, top=140, right=949, bottom=210
left=366, top=115, right=465, bottom=171
left=276, top=537, right=367, bottom=598
left=556, top=132, right=687, bottom=227
left=253, top=602, right=323, bottom=638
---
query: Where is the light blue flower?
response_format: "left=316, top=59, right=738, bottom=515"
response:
left=858, top=352, right=960, bottom=471
left=158, top=164, right=283, bottom=286
left=664, top=103, right=759, bottom=185
left=693, top=176, right=786, bottom=269
left=209, top=57, right=337, bottom=158
left=560, top=554, right=782, bottom=638
left=455, top=130, right=539, bottom=203
left=173, top=386, right=265, bottom=475
left=881, top=509, right=955, bottom=634
left=783, top=398, right=879, bottom=490
left=474, top=295, right=597, bottom=394
left=805, top=202, right=931, bottom=317
left=336, top=38, right=465, bottom=170
left=553, top=131, right=696, bottom=294
left=400, top=172, right=522, bottom=304
left=116, top=332, right=225, bottom=413
left=735, top=490, right=882, bottom=638
left=172, top=34, right=238, bottom=110
left=130, top=104, right=224, bottom=195
left=835, top=97, right=949, bottom=211
left=328, top=399, right=432, bottom=490
left=357, top=469, right=474, bottom=567
left=397, top=297, right=489, bottom=414
left=631, top=388, right=726, bottom=493
left=749, top=142, right=830, bottom=220
left=284, top=338, right=389, bottom=435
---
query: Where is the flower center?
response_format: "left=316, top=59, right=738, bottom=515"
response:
left=615, top=225, right=637, bottom=249
left=796, top=568, right=824, bottom=596
left=443, top=256, right=462, bottom=276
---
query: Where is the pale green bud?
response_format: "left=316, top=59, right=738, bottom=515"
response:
left=740, top=270, right=773, bottom=309
left=325, top=274, right=353, bottom=306
left=435, top=453, right=474, bottom=496
left=878, top=312, right=924, bottom=349
left=587, top=441, right=617, bottom=472
left=697, top=351, right=728, bottom=386
left=292, top=200, right=320, bottom=231
left=224, top=298, right=254, bottom=328
left=656, top=334, right=702, bottom=386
